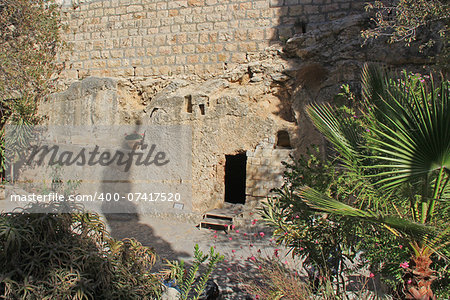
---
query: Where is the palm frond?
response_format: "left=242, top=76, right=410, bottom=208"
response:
left=306, top=103, right=363, bottom=172
left=296, top=187, right=435, bottom=239
left=367, top=78, right=450, bottom=190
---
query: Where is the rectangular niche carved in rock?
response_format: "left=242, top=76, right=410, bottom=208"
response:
left=185, top=95, right=193, bottom=113
left=224, top=153, right=247, bottom=204
left=199, top=104, right=205, bottom=115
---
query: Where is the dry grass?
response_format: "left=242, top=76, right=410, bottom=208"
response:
left=238, top=258, right=311, bottom=300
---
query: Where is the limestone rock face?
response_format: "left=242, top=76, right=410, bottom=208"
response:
left=38, top=12, right=436, bottom=213
left=42, top=77, right=119, bottom=126
left=41, top=49, right=297, bottom=212
left=285, top=14, right=433, bottom=66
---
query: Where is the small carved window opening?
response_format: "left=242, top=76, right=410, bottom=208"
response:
left=185, top=95, right=192, bottom=113
left=276, top=130, right=291, bottom=149
left=199, top=104, right=205, bottom=115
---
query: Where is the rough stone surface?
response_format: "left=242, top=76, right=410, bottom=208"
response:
left=41, top=49, right=298, bottom=212
left=57, top=0, right=367, bottom=80
left=161, top=286, right=180, bottom=300
left=35, top=9, right=437, bottom=214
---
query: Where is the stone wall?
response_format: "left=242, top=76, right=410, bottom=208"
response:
left=36, top=1, right=432, bottom=214
left=246, top=139, right=293, bottom=205
left=41, top=49, right=298, bottom=212
left=59, top=0, right=365, bottom=80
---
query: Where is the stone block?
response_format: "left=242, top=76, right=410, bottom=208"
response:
left=269, top=0, right=284, bottom=8
left=127, top=5, right=142, bottom=13
left=108, top=59, right=122, bottom=67
left=322, top=3, right=340, bottom=12
left=304, top=4, right=319, bottom=14
left=172, top=45, right=183, bottom=54
left=183, top=44, right=195, bottom=53
left=197, top=22, right=213, bottom=31
left=214, top=22, right=228, bottom=30
left=261, top=158, right=272, bottom=166
left=152, top=56, right=166, bottom=65
left=159, top=46, right=172, bottom=55
left=239, top=41, right=257, bottom=52
left=253, top=187, right=269, bottom=197
left=188, top=0, right=204, bottom=6
left=187, top=55, right=199, bottom=64
left=250, top=157, right=261, bottom=165
left=247, top=10, right=260, bottom=19
left=261, top=149, right=273, bottom=157
left=217, top=53, right=229, bottom=62
left=168, top=1, right=188, bottom=9
left=224, top=43, right=238, bottom=52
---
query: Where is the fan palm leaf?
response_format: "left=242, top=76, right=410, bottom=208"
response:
left=301, top=64, right=449, bottom=299
left=367, top=80, right=450, bottom=191
left=296, top=186, right=434, bottom=239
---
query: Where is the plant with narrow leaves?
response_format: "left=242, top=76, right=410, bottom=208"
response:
left=261, top=147, right=362, bottom=295
left=179, top=244, right=209, bottom=299
left=162, top=244, right=224, bottom=300
left=192, top=246, right=224, bottom=300
left=0, top=207, right=162, bottom=299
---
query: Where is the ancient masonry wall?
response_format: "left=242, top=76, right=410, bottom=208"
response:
left=246, top=138, right=293, bottom=204
left=60, top=0, right=366, bottom=80
left=49, top=0, right=368, bottom=212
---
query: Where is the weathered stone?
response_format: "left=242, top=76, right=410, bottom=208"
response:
left=35, top=3, right=438, bottom=215
left=161, top=287, right=180, bottom=300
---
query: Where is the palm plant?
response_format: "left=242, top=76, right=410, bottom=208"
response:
left=297, top=64, right=449, bottom=299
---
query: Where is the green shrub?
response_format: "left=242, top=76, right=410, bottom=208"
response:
left=161, top=244, right=224, bottom=300
left=261, top=147, right=361, bottom=295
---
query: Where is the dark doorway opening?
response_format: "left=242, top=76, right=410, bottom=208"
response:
left=224, top=153, right=247, bottom=204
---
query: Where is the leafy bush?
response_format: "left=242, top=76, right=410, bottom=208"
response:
left=262, top=65, right=450, bottom=298
left=0, top=0, right=68, bottom=174
left=0, top=207, right=162, bottom=299
left=261, top=148, right=362, bottom=295
left=286, top=65, right=449, bottom=299
left=362, top=0, right=449, bottom=71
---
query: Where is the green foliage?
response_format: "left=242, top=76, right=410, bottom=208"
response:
left=362, top=0, right=449, bottom=70
left=263, top=65, right=449, bottom=296
left=261, top=148, right=361, bottom=294
left=0, top=0, right=68, bottom=174
left=363, top=0, right=449, bottom=45
left=0, top=209, right=162, bottom=299
left=304, top=65, right=449, bottom=227
left=299, top=64, right=449, bottom=296
left=162, top=244, right=224, bottom=300
left=0, top=0, right=66, bottom=104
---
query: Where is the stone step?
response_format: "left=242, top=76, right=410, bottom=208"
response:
left=199, top=217, right=232, bottom=231
left=204, top=213, right=233, bottom=222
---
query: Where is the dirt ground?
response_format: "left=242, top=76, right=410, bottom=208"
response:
left=104, top=213, right=302, bottom=299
